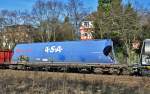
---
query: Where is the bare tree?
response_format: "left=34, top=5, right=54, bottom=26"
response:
left=32, top=0, right=65, bottom=42
left=66, top=0, right=89, bottom=40
left=0, top=12, right=6, bottom=32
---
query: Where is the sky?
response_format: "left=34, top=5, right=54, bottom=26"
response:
left=0, top=0, right=98, bottom=11
left=0, top=0, right=37, bottom=10
left=123, top=0, right=150, bottom=10
left=0, top=0, right=149, bottom=12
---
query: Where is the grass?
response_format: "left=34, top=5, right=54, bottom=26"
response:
left=0, top=69, right=150, bottom=94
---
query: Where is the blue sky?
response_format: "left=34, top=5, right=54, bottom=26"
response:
left=123, top=0, right=150, bottom=10
left=0, top=0, right=37, bottom=10
left=0, top=0, right=98, bottom=11
left=0, top=0, right=149, bottom=11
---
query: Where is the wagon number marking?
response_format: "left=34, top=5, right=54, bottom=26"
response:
left=45, top=46, right=63, bottom=53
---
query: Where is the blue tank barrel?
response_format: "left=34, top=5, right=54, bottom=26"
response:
left=12, top=39, right=117, bottom=64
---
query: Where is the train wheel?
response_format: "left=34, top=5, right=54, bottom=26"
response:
left=94, top=68, right=103, bottom=74
left=9, top=65, right=17, bottom=70
left=120, top=68, right=130, bottom=75
left=112, top=69, right=120, bottom=75
left=17, top=65, right=25, bottom=70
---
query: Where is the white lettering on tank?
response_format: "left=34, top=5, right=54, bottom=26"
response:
left=45, top=46, right=63, bottom=53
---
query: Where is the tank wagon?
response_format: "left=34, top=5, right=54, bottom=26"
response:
left=12, top=39, right=115, bottom=64
left=8, top=39, right=128, bottom=74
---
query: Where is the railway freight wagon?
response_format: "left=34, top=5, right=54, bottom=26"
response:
left=10, top=39, right=128, bottom=74
left=12, top=39, right=116, bottom=64
left=0, top=50, right=13, bottom=64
